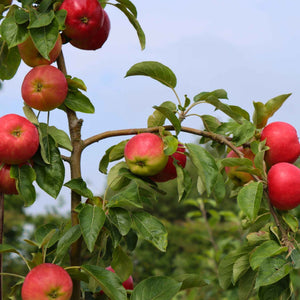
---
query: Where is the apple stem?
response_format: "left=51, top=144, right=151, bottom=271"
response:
left=0, top=192, right=4, bottom=300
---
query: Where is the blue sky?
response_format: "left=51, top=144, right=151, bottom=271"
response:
left=1, top=0, right=300, bottom=213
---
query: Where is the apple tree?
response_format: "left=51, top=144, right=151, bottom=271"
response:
left=1, top=0, right=300, bottom=299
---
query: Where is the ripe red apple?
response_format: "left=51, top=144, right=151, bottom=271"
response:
left=224, top=147, right=255, bottom=186
left=267, top=162, right=300, bottom=210
left=59, top=0, right=105, bottom=41
left=124, top=133, right=168, bottom=176
left=21, top=65, right=68, bottom=111
left=0, top=114, right=39, bottom=165
left=0, top=163, right=18, bottom=194
left=260, top=121, right=300, bottom=167
left=150, top=143, right=187, bottom=182
left=21, top=263, right=73, bottom=300
left=70, top=10, right=110, bottom=50
left=18, top=35, right=62, bottom=67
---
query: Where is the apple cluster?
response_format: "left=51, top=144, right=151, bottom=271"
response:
left=0, top=114, right=39, bottom=195
left=225, top=121, right=300, bottom=211
left=124, top=133, right=187, bottom=182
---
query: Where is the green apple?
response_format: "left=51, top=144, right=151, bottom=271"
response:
left=124, top=133, right=168, bottom=176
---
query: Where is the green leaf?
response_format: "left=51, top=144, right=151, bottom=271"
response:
left=14, top=9, right=29, bottom=25
left=290, top=248, right=300, bottom=269
left=0, top=39, right=21, bottom=80
left=82, top=265, right=127, bottom=299
left=153, top=106, right=181, bottom=135
left=132, top=211, right=168, bottom=252
left=194, top=89, right=228, bottom=101
left=108, top=208, right=132, bottom=236
left=0, top=14, right=28, bottom=48
left=282, top=212, right=299, bottom=233
left=64, top=89, right=95, bottom=113
left=33, top=136, right=65, bottom=198
left=131, top=276, right=182, bottom=300
left=250, top=240, right=288, bottom=270
left=64, top=178, right=94, bottom=199
left=28, top=9, right=55, bottom=28
left=237, top=181, right=263, bottom=221
left=107, top=162, right=131, bottom=191
left=200, top=115, right=221, bottom=132
left=173, top=274, right=207, bottom=291
left=255, top=256, right=293, bottom=289
left=66, top=76, right=87, bottom=91
left=116, top=0, right=137, bottom=17
left=0, top=244, right=19, bottom=254
left=111, top=245, right=133, bottom=282
left=231, top=120, right=256, bottom=146
left=55, top=224, right=81, bottom=263
left=35, top=223, right=59, bottom=248
left=113, top=3, right=145, bottom=50
left=238, top=268, right=257, bottom=300
left=125, top=61, right=177, bottom=88
left=176, top=164, right=192, bottom=202
left=147, top=101, right=177, bottom=128
left=10, top=164, right=36, bottom=207
left=79, top=205, right=106, bottom=252
left=232, top=254, right=250, bottom=284
left=29, top=19, right=59, bottom=60
left=186, top=143, right=219, bottom=196
left=23, top=104, right=39, bottom=125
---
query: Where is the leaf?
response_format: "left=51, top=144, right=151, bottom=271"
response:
left=33, top=136, right=65, bottom=198
left=0, top=244, right=19, bottom=254
left=10, top=164, right=36, bottom=207
left=111, top=245, right=133, bottom=282
left=28, top=9, right=55, bottom=28
left=194, top=89, right=228, bottom=101
left=66, top=76, right=87, bottom=91
left=147, top=101, right=177, bottom=128
left=55, top=224, right=81, bottom=263
left=125, top=61, right=177, bottom=88
left=79, top=205, right=106, bottom=252
left=132, top=211, right=168, bottom=252
left=173, top=274, right=207, bottom=291
left=29, top=19, right=59, bottom=60
left=131, top=276, right=182, bottom=300
left=47, top=125, right=72, bottom=151
left=237, top=181, right=263, bottom=221
left=250, top=240, right=288, bottom=270
left=64, top=178, right=94, bottom=199
left=108, top=208, right=132, bottom=236
left=232, top=254, right=250, bottom=284
left=116, top=0, right=137, bottom=17
left=200, top=115, right=221, bottom=132
left=153, top=105, right=181, bottom=135
left=231, top=120, right=256, bottom=146
left=186, top=143, right=219, bottom=196
left=0, top=39, right=21, bottom=80
left=113, top=3, right=145, bottom=50
left=238, top=268, right=257, bottom=300
left=255, top=256, right=293, bottom=289
left=282, top=212, right=298, bottom=233
left=64, top=89, right=95, bottom=113
left=176, top=164, right=192, bottom=202
left=35, top=223, right=59, bottom=248
left=82, top=265, right=127, bottom=300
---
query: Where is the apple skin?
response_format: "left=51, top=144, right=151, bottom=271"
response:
left=70, top=10, right=110, bottom=50
left=260, top=121, right=300, bottom=167
left=267, top=162, right=300, bottom=210
left=18, top=35, right=62, bottom=67
left=21, top=65, right=68, bottom=111
left=0, top=163, right=18, bottom=194
left=59, top=0, right=105, bottom=41
left=150, top=143, right=187, bottom=182
left=124, top=133, right=168, bottom=177
left=21, top=263, right=73, bottom=300
left=225, top=147, right=255, bottom=186
left=0, top=114, right=39, bottom=165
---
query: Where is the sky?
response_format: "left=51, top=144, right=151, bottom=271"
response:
left=1, top=0, right=300, bottom=214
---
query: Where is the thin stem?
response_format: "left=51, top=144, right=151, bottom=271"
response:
left=172, top=88, right=182, bottom=107
left=0, top=273, right=25, bottom=280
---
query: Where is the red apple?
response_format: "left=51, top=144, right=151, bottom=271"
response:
left=21, top=65, right=68, bottom=111
left=0, top=114, right=39, bottom=165
left=59, top=0, right=105, bottom=41
left=225, top=147, right=255, bottom=186
left=0, top=163, right=18, bottom=194
left=150, top=143, right=187, bottom=182
left=70, top=10, right=110, bottom=50
left=124, top=133, right=168, bottom=176
left=267, top=162, right=300, bottom=210
left=21, top=263, right=73, bottom=300
left=260, top=121, right=300, bottom=167
left=18, top=35, right=62, bottom=67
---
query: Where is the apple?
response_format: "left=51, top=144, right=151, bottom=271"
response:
left=0, top=114, right=39, bottom=165
left=260, top=121, right=300, bottom=167
left=21, top=263, right=73, bottom=300
left=70, top=10, right=110, bottom=50
left=0, top=163, right=18, bottom=194
left=18, top=35, right=62, bottom=67
left=21, top=65, right=68, bottom=111
left=59, top=0, right=105, bottom=41
left=267, top=162, right=300, bottom=210
left=98, top=266, right=133, bottom=295
left=150, top=143, right=187, bottom=182
left=224, top=147, right=255, bottom=186
left=124, top=133, right=168, bottom=176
